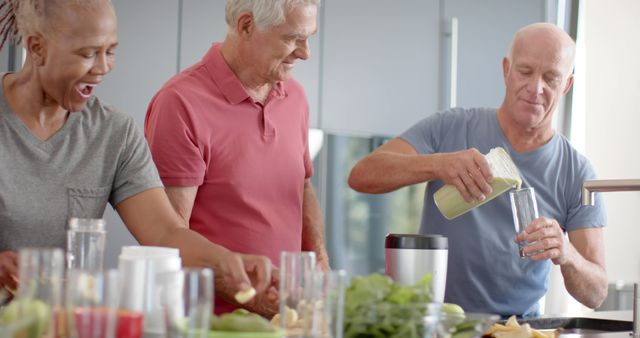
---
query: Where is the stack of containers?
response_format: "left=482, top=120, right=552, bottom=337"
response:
left=118, top=246, right=182, bottom=337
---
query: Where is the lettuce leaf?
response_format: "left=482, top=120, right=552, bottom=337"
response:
left=343, top=273, right=435, bottom=338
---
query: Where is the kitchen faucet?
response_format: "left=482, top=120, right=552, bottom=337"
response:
left=581, top=179, right=640, bottom=206
left=582, top=179, right=640, bottom=337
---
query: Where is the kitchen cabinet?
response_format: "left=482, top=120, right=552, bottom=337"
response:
left=94, top=0, right=181, bottom=268
left=96, top=0, right=179, bottom=127
left=0, top=44, right=22, bottom=73
left=178, top=0, right=226, bottom=71
left=0, top=45, right=10, bottom=73
left=441, top=0, right=549, bottom=109
left=318, top=0, right=552, bottom=137
left=319, top=0, right=441, bottom=137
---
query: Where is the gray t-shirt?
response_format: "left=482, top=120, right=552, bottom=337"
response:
left=400, top=107, right=606, bottom=317
left=0, top=85, right=162, bottom=251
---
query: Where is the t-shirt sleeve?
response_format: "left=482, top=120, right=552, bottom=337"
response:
left=563, top=157, right=607, bottom=231
left=399, top=111, right=452, bottom=154
left=145, top=88, right=206, bottom=187
left=110, top=117, right=163, bottom=207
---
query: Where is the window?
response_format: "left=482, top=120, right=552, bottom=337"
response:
left=312, top=133, right=425, bottom=277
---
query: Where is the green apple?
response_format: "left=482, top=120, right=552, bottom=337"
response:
left=452, top=329, right=478, bottom=338
left=0, top=299, right=51, bottom=338
left=232, top=308, right=251, bottom=316
left=442, top=303, right=465, bottom=315
left=211, top=310, right=276, bottom=332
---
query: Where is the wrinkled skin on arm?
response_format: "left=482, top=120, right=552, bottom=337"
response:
left=348, top=138, right=493, bottom=202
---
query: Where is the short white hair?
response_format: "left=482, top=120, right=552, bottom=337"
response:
left=225, top=0, right=320, bottom=31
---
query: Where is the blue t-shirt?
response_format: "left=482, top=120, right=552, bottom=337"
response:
left=400, top=107, right=606, bottom=317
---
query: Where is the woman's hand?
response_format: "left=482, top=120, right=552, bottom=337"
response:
left=0, top=251, right=19, bottom=292
left=213, top=251, right=280, bottom=317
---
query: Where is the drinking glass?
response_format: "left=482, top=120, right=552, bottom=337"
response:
left=65, top=269, right=142, bottom=338
left=509, top=187, right=539, bottom=258
left=160, top=268, right=214, bottom=338
left=305, top=269, right=347, bottom=338
left=16, top=247, right=65, bottom=338
left=279, top=251, right=319, bottom=337
left=67, top=218, right=107, bottom=271
left=65, top=269, right=143, bottom=338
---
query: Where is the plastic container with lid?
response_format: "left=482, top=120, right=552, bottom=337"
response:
left=117, top=246, right=181, bottom=337
left=434, top=147, right=522, bottom=220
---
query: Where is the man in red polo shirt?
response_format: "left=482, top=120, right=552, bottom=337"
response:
left=144, top=0, right=328, bottom=316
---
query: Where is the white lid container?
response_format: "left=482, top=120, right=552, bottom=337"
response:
left=117, top=246, right=181, bottom=336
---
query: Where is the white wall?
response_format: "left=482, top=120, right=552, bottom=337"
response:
left=584, top=0, right=640, bottom=284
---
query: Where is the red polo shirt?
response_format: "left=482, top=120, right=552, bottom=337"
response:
left=145, top=43, right=312, bottom=313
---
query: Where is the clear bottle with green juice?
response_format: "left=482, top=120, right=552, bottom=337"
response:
left=434, top=147, right=521, bottom=220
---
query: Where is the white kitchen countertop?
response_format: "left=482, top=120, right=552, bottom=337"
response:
left=540, top=311, right=633, bottom=321
left=582, top=310, right=633, bottom=322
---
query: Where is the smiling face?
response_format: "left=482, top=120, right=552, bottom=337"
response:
left=245, top=4, right=317, bottom=84
left=32, top=2, right=118, bottom=112
left=501, top=25, right=575, bottom=130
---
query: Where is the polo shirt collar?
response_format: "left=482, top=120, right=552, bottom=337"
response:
left=204, top=43, right=287, bottom=105
left=272, top=81, right=286, bottom=99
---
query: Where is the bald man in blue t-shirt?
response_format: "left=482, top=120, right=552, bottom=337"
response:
left=348, top=23, right=607, bottom=317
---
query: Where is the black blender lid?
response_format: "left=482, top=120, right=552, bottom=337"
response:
left=385, top=233, right=448, bottom=249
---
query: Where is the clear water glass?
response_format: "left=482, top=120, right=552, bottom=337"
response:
left=16, top=247, right=65, bottom=338
left=305, top=269, right=347, bottom=338
left=160, top=268, right=214, bottom=338
left=279, top=251, right=318, bottom=337
left=67, top=218, right=106, bottom=271
left=509, top=187, right=539, bottom=258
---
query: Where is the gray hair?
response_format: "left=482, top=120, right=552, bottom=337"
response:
left=225, top=0, right=320, bottom=31
left=0, top=0, right=112, bottom=48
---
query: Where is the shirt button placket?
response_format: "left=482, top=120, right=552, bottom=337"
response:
left=262, top=105, right=276, bottom=139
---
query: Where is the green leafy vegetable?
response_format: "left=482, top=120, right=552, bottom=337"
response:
left=343, top=273, right=437, bottom=338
